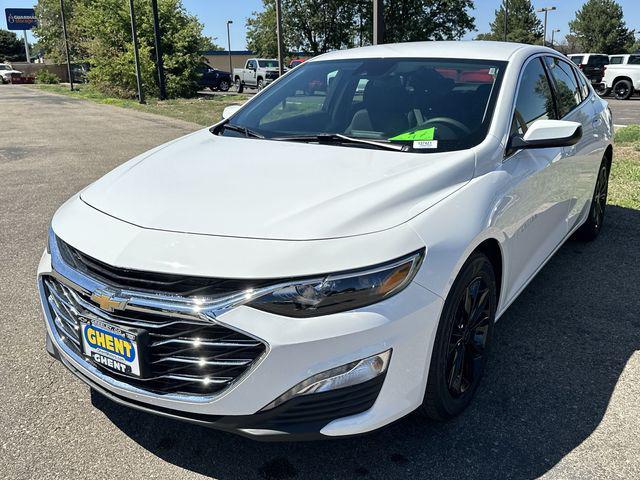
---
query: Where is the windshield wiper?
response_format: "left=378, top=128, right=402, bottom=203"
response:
left=271, top=133, right=407, bottom=152
left=220, top=123, right=265, bottom=139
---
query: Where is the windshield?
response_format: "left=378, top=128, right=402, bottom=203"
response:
left=258, top=60, right=279, bottom=68
left=221, top=58, right=506, bottom=153
left=569, top=56, right=584, bottom=65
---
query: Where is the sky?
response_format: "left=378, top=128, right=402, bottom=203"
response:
left=2, top=0, right=639, bottom=50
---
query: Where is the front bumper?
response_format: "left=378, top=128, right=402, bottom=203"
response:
left=39, top=244, right=443, bottom=440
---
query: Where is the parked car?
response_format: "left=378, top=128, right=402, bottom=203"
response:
left=568, top=53, right=609, bottom=94
left=0, top=63, right=22, bottom=84
left=197, top=63, right=231, bottom=92
left=603, top=63, right=640, bottom=99
left=233, top=58, right=280, bottom=92
left=608, top=54, right=640, bottom=65
left=71, top=63, right=90, bottom=84
left=40, top=41, right=613, bottom=441
left=288, top=59, right=305, bottom=69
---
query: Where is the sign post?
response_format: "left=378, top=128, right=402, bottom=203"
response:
left=59, top=0, right=74, bottom=91
left=5, top=8, right=37, bottom=63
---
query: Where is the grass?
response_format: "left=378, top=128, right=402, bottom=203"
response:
left=23, top=84, right=640, bottom=210
left=610, top=140, right=640, bottom=210
left=29, top=84, right=248, bottom=126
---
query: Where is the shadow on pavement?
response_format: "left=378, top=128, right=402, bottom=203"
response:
left=92, top=205, right=640, bottom=480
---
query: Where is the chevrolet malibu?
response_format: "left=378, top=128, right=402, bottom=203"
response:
left=39, top=41, right=613, bottom=440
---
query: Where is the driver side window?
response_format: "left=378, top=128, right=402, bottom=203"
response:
left=511, top=58, right=556, bottom=137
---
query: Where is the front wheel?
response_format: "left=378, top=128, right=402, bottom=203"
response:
left=419, top=252, right=496, bottom=421
left=576, top=159, right=610, bottom=241
left=613, top=79, right=633, bottom=100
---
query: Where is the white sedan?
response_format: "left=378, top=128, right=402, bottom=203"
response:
left=38, top=41, right=612, bottom=440
left=0, top=63, right=22, bottom=84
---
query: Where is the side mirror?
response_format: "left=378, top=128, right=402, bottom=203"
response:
left=509, top=119, right=582, bottom=151
left=222, top=105, right=242, bottom=119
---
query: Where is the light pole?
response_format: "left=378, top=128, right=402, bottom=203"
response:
left=128, top=0, right=144, bottom=104
left=226, top=20, right=233, bottom=75
left=536, top=6, right=556, bottom=46
left=503, top=0, right=508, bottom=42
left=550, top=29, right=560, bottom=48
left=373, top=0, right=384, bottom=45
left=275, top=0, right=284, bottom=76
left=151, top=0, right=166, bottom=100
left=59, top=0, right=74, bottom=91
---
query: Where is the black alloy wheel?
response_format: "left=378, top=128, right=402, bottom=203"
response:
left=577, top=160, right=610, bottom=240
left=613, top=79, right=633, bottom=100
left=420, top=252, right=496, bottom=420
left=446, top=276, right=492, bottom=398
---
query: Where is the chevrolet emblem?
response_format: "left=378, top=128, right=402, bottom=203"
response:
left=90, top=289, right=128, bottom=312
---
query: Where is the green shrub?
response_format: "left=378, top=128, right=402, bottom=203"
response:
left=36, top=70, right=60, bottom=84
left=614, top=125, right=640, bottom=143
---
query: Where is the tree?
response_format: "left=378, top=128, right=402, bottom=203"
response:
left=0, top=29, right=27, bottom=62
left=380, top=0, right=475, bottom=44
left=568, top=0, right=635, bottom=54
left=246, top=0, right=476, bottom=56
left=475, top=0, right=542, bottom=44
left=33, top=0, right=219, bottom=98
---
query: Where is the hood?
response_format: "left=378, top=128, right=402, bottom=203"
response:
left=80, top=129, right=475, bottom=240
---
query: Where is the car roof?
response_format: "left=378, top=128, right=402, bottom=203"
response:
left=310, top=41, right=555, bottom=63
left=570, top=53, right=607, bottom=56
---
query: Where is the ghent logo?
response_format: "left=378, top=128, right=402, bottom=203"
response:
left=84, top=325, right=135, bottom=362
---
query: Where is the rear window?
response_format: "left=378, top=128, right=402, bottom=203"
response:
left=569, top=56, right=584, bottom=65
left=588, top=55, right=609, bottom=66
left=609, top=56, right=624, bottom=64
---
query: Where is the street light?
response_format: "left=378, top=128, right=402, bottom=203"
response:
left=226, top=20, right=233, bottom=75
left=550, top=29, right=560, bottom=48
left=503, top=0, right=508, bottom=42
left=536, top=6, right=556, bottom=46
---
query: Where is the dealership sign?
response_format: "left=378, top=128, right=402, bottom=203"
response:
left=5, top=8, right=38, bottom=30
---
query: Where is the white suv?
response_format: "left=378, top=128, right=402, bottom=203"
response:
left=39, top=41, right=612, bottom=440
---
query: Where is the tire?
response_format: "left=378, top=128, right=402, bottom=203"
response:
left=419, top=252, right=497, bottom=421
left=219, top=80, right=230, bottom=92
left=613, top=79, right=633, bottom=100
left=595, top=84, right=610, bottom=97
left=575, top=158, right=610, bottom=241
left=257, top=78, right=264, bottom=91
left=235, top=78, right=243, bottom=93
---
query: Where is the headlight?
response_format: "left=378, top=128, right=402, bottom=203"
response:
left=249, top=249, right=424, bottom=318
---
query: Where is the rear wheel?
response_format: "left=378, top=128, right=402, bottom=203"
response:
left=419, top=252, right=496, bottom=421
left=235, top=78, right=243, bottom=93
left=576, top=159, right=610, bottom=241
left=257, top=78, right=264, bottom=91
left=613, top=79, right=633, bottom=100
left=595, top=84, right=610, bottom=97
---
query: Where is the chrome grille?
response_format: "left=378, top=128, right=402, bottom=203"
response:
left=43, top=276, right=266, bottom=396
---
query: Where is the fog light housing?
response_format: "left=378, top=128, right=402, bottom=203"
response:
left=261, top=350, right=391, bottom=411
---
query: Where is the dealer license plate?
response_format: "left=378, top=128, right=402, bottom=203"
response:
left=80, top=318, right=142, bottom=377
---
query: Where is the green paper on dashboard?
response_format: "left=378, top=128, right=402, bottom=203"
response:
left=389, top=127, right=435, bottom=142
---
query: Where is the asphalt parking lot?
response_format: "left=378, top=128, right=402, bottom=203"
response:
left=607, top=96, right=640, bottom=126
left=1, top=85, right=640, bottom=480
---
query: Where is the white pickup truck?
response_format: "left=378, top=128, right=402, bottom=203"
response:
left=233, top=58, right=281, bottom=92
left=603, top=63, right=640, bottom=99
